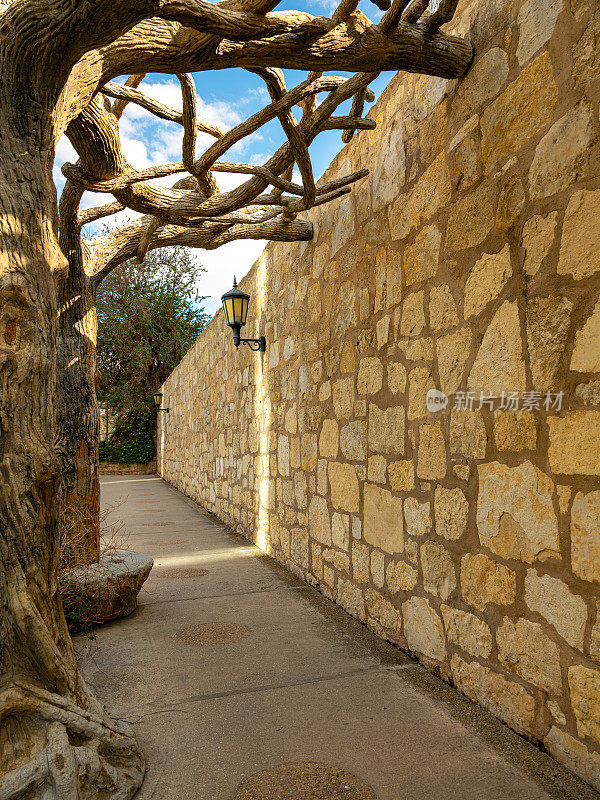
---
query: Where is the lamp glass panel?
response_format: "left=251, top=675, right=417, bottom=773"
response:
left=223, top=297, right=234, bottom=325
left=241, top=296, right=249, bottom=325
left=233, top=297, right=243, bottom=324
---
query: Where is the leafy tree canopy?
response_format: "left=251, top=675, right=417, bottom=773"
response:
left=97, top=246, right=208, bottom=441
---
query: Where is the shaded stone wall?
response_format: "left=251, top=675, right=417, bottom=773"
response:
left=158, top=0, right=600, bottom=788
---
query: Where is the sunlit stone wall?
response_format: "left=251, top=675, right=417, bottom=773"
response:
left=158, top=0, right=600, bottom=788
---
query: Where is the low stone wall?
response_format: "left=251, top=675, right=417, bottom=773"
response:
left=99, top=461, right=156, bottom=475
left=158, top=0, right=600, bottom=789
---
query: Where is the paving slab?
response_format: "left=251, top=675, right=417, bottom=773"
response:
left=75, top=475, right=600, bottom=800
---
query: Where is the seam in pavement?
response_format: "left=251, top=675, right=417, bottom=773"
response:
left=141, top=583, right=313, bottom=607
left=119, top=664, right=409, bottom=724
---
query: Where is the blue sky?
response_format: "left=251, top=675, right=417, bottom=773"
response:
left=53, top=0, right=395, bottom=316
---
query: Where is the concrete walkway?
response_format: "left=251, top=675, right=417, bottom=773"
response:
left=78, top=475, right=600, bottom=800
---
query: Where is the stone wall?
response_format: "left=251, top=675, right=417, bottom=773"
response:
left=157, top=0, right=600, bottom=788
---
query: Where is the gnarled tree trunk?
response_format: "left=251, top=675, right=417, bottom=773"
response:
left=57, top=185, right=100, bottom=567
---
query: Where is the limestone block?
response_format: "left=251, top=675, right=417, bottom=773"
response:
left=339, top=341, right=355, bottom=374
left=308, top=496, right=331, bottom=545
left=526, top=296, right=573, bottom=391
left=367, top=455, right=387, bottom=483
left=301, top=433, right=318, bottom=472
left=294, top=471, right=308, bottom=509
left=365, top=588, right=403, bottom=639
left=404, top=497, right=431, bottom=537
left=591, top=602, right=600, bottom=662
left=319, top=419, right=339, bottom=459
left=569, top=665, right=600, bottom=745
left=549, top=413, right=600, bottom=475
left=399, top=338, right=434, bottom=362
left=516, top=0, right=563, bottom=65
left=377, top=317, right=390, bottom=348
left=573, top=8, right=600, bottom=94
left=371, top=116, right=406, bottom=213
left=437, top=328, right=472, bottom=395
left=571, top=491, right=600, bottom=582
left=477, top=461, right=559, bottom=562
left=400, top=291, right=426, bottom=338
left=463, top=245, right=512, bottom=319
left=363, top=483, right=404, bottom=554
left=493, top=411, right=537, bottom=451
left=358, top=357, right=384, bottom=395
left=521, top=212, right=558, bottom=276
left=387, top=559, right=418, bottom=593
left=332, top=512, right=350, bottom=551
left=480, top=53, right=557, bottom=172
left=421, top=541, right=457, bottom=600
left=290, top=526, right=310, bottom=569
left=468, top=301, right=526, bottom=394
left=571, top=299, right=600, bottom=372
left=352, top=541, right=370, bottom=583
left=524, top=569, right=587, bottom=649
left=450, top=411, right=487, bottom=459
left=403, top=225, right=441, bottom=286
left=388, top=154, right=452, bottom=240
left=408, top=366, right=435, bottom=420
left=388, top=361, right=407, bottom=394
left=446, top=178, right=496, bottom=252
left=328, top=462, right=360, bottom=513
left=368, top=403, right=405, bottom=455
left=576, top=381, right=600, bottom=405
left=332, top=377, right=355, bottom=419
left=495, top=175, right=525, bottom=231
left=558, top=189, right=600, bottom=280
left=417, top=422, right=447, bottom=480
left=402, top=597, right=446, bottom=661
left=497, top=617, right=562, bottom=693
left=529, top=103, right=593, bottom=199
left=278, top=435, right=290, bottom=477
left=337, top=578, right=366, bottom=622
left=449, top=132, right=481, bottom=193
left=371, top=549, right=385, bottom=589
left=340, top=421, right=367, bottom=461
left=429, top=285, right=459, bottom=331
left=451, top=654, right=535, bottom=736
left=451, top=47, right=509, bottom=125
left=434, top=485, right=469, bottom=540
left=330, top=195, right=355, bottom=256
left=388, top=460, right=415, bottom=492
left=334, top=281, right=357, bottom=337
left=545, top=727, right=600, bottom=793
left=440, top=605, right=492, bottom=658
left=461, top=553, right=516, bottom=611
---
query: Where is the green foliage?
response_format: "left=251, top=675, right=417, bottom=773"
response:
left=99, top=421, right=154, bottom=464
left=97, top=246, right=208, bottom=462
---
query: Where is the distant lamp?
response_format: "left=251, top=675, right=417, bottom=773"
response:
left=153, top=391, right=169, bottom=413
left=221, top=277, right=266, bottom=352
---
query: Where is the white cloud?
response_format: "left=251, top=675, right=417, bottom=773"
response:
left=194, top=239, right=267, bottom=316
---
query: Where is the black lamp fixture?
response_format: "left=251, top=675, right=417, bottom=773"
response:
left=221, top=277, right=266, bottom=352
left=153, top=391, right=169, bottom=413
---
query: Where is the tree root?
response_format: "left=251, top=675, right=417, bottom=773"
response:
left=0, top=684, right=144, bottom=800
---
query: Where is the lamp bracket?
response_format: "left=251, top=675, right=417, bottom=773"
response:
left=240, top=337, right=266, bottom=352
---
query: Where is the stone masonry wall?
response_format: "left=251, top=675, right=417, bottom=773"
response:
left=158, top=0, right=600, bottom=789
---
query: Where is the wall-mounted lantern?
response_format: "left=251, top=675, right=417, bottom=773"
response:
left=221, top=277, right=266, bottom=352
left=153, top=392, right=169, bottom=413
